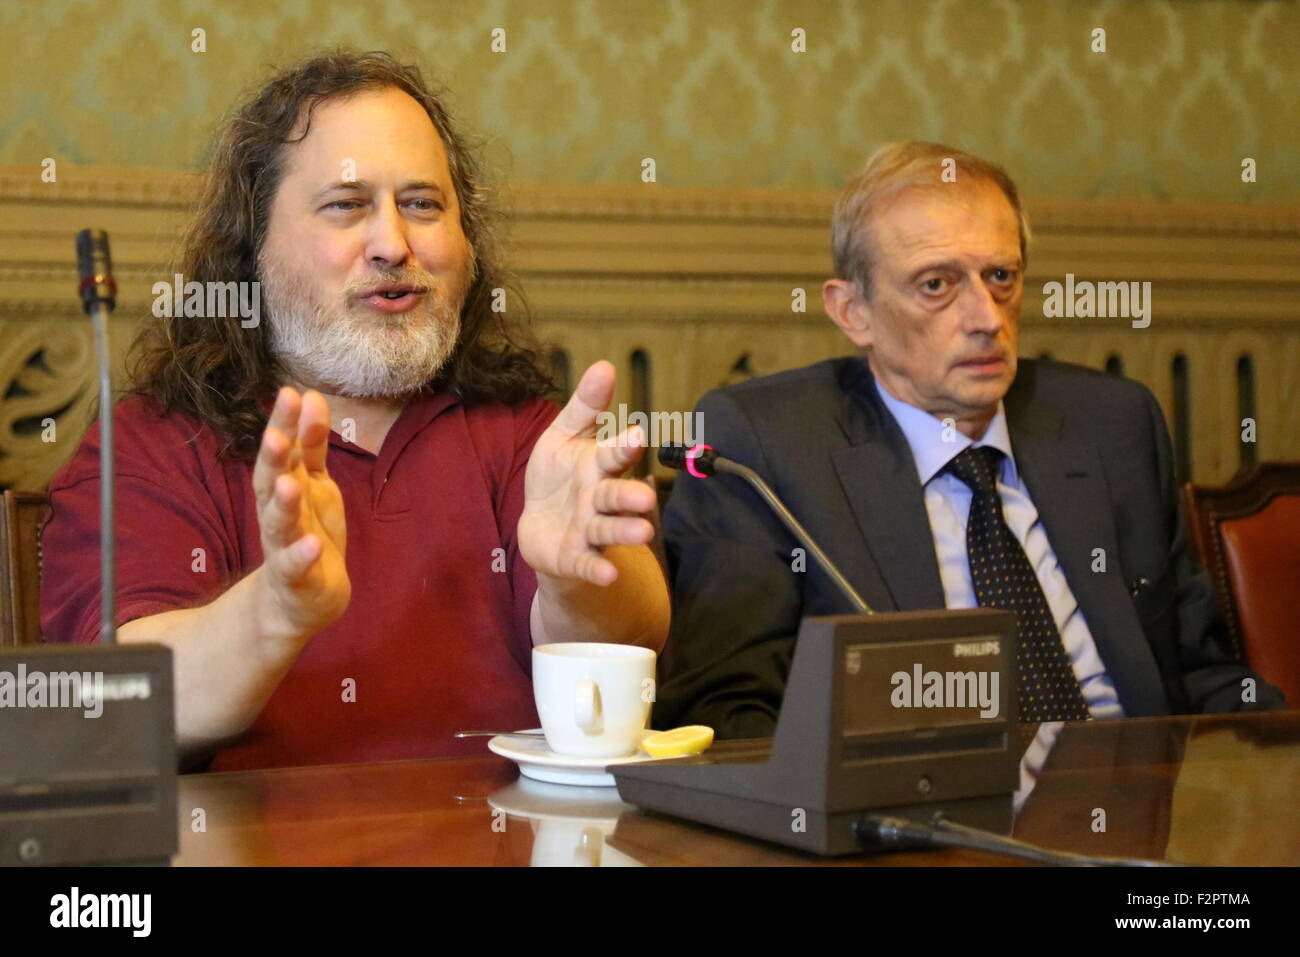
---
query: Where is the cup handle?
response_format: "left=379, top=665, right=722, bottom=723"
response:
left=575, top=679, right=601, bottom=731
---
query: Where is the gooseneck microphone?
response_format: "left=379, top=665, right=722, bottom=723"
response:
left=659, top=443, right=872, bottom=614
left=76, top=228, right=119, bottom=645
left=0, top=231, right=176, bottom=866
left=632, top=441, right=1168, bottom=865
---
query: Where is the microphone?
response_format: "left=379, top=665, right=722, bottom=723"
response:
left=658, top=442, right=718, bottom=477
left=0, top=231, right=177, bottom=866
left=75, top=229, right=118, bottom=644
left=659, top=443, right=872, bottom=614
left=614, top=449, right=1163, bottom=863
left=616, top=442, right=1026, bottom=857
left=76, top=228, right=117, bottom=315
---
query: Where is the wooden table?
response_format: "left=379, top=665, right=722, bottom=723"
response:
left=175, top=711, right=1300, bottom=866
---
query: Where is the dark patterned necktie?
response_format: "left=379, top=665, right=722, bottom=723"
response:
left=943, top=445, right=1091, bottom=723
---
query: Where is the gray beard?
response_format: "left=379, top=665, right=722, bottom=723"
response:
left=260, top=256, right=464, bottom=399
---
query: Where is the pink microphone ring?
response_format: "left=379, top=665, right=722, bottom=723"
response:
left=685, top=443, right=714, bottom=479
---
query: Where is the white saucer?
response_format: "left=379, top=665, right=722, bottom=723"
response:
left=487, top=729, right=657, bottom=787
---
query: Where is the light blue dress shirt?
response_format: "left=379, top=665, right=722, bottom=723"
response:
left=873, top=379, right=1124, bottom=719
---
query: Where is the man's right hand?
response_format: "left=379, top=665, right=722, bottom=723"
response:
left=251, top=386, right=351, bottom=644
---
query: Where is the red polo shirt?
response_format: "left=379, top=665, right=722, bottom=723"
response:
left=40, top=388, right=559, bottom=771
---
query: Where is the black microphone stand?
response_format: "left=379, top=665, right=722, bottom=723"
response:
left=660, top=442, right=871, bottom=612
left=0, top=230, right=178, bottom=866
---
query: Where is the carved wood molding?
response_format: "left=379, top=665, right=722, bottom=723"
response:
left=3, top=164, right=1299, bottom=268
left=0, top=165, right=199, bottom=207
left=0, top=322, right=97, bottom=491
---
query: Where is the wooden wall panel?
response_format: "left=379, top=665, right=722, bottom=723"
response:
left=2, top=165, right=1297, bottom=490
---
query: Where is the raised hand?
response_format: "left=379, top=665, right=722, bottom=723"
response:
left=519, top=360, right=658, bottom=587
left=250, top=386, right=352, bottom=642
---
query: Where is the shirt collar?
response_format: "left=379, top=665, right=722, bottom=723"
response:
left=329, top=386, right=460, bottom=457
left=873, top=377, right=1016, bottom=486
left=255, top=385, right=460, bottom=456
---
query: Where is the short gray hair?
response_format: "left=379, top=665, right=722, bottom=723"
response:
left=831, top=141, right=1031, bottom=299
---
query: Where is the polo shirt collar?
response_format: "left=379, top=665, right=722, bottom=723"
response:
left=255, top=384, right=461, bottom=457
left=329, top=386, right=460, bottom=459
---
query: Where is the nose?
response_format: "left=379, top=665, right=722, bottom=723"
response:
left=363, top=195, right=412, bottom=269
left=961, top=275, right=1006, bottom=337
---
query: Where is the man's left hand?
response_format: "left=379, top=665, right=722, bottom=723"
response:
left=519, top=360, right=657, bottom=586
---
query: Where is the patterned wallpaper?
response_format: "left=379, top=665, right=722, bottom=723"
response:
left=3, top=0, right=1296, bottom=201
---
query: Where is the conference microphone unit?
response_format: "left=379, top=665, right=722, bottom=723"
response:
left=611, top=442, right=1022, bottom=856
left=626, top=443, right=1171, bottom=864
left=0, top=230, right=177, bottom=866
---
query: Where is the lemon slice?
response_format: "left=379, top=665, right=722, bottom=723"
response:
left=642, top=725, right=714, bottom=758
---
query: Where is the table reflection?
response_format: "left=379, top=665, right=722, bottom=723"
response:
left=488, top=778, right=643, bottom=867
left=175, top=712, right=1300, bottom=866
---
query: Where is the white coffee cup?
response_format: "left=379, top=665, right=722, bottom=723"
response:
left=533, top=643, right=656, bottom=758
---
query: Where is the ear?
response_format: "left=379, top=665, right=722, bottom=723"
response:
left=822, top=278, right=874, bottom=350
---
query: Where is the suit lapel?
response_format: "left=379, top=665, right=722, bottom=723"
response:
left=1004, top=371, right=1169, bottom=715
left=830, top=362, right=945, bottom=612
left=828, top=358, right=1168, bottom=716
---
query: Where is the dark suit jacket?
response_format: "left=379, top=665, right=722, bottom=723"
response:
left=654, top=356, right=1284, bottom=738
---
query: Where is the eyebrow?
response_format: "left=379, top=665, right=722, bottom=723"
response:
left=312, top=179, right=445, bottom=201
left=906, top=257, right=1022, bottom=283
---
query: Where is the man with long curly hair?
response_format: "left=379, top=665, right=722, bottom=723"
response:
left=41, top=50, right=670, bottom=771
